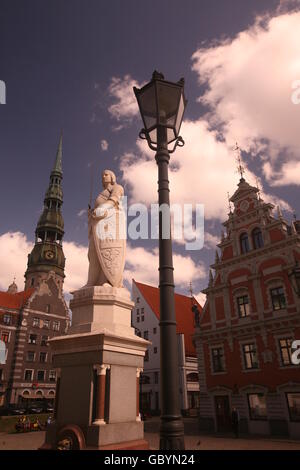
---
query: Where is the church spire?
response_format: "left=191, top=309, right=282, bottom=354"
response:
left=53, top=131, right=63, bottom=175
left=24, top=133, right=65, bottom=290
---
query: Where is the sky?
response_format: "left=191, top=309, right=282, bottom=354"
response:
left=1, top=0, right=300, bottom=304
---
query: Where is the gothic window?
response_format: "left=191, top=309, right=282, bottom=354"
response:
left=39, top=352, right=47, bottom=363
left=1, top=332, right=10, bottom=343
left=211, top=347, right=225, bottom=372
left=287, top=393, right=300, bottom=422
left=240, top=233, right=250, bottom=254
left=248, top=394, right=267, bottom=420
left=252, top=228, right=264, bottom=249
left=27, top=351, right=35, bottom=362
left=242, top=343, right=259, bottom=369
left=37, top=370, right=45, bottom=382
left=3, top=314, right=11, bottom=325
left=270, top=287, right=286, bottom=311
left=28, top=334, right=37, bottom=345
left=24, top=369, right=33, bottom=381
left=49, top=370, right=56, bottom=382
left=237, top=295, right=250, bottom=318
left=279, top=338, right=293, bottom=366
left=41, top=336, right=48, bottom=347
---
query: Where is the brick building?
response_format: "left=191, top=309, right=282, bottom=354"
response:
left=194, top=176, right=300, bottom=438
left=132, top=280, right=202, bottom=415
left=0, top=135, right=69, bottom=409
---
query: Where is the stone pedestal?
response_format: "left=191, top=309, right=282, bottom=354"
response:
left=42, top=286, right=149, bottom=450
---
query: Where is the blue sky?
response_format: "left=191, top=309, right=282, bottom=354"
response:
left=1, top=0, right=300, bottom=302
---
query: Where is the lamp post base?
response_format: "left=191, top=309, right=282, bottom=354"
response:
left=159, top=416, right=185, bottom=450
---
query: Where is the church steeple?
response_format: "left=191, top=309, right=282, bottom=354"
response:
left=24, top=134, right=65, bottom=290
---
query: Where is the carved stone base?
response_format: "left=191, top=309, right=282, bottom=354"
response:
left=68, top=285, right=135, bottom=337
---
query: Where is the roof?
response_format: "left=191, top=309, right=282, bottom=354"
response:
left=134, top=281, right=203, bottom=357
left=0, top=288, right=34, bottom=310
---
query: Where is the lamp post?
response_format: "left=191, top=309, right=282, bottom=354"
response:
left=288, top=261, right=300, bottom=297
left=134, top=71, right=187, bottom=450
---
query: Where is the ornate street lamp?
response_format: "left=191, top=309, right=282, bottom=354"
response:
left=134, top=71, right=187, bottom=450
left=288, top=261, right=300, bottom=297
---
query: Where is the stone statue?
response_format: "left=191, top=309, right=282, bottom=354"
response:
left=85, top=169, right=126, bottom=288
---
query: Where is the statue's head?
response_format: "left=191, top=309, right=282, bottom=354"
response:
left=102, top=169, right=116, bottom=186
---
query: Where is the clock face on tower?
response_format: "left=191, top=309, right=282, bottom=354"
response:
left=45, top=250, right=55, bottom=260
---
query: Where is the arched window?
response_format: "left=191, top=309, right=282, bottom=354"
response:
left=252, top=228, right=264, bottom=249
left=240, top=233, right=250, bottom=254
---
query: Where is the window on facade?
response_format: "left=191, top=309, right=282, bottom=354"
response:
left=53, top=321, right=60, bottom=331
left=46, top=305, right=51, bottom=313
left=145, top=350, right=149, bottom=362
left=141, top=316, right=144, bottom=322
left=237, top=295, right=250, bottom=318
left=211, top=347, right=225, bottom=372
left=41, top=336, right=48, bottom=347
left=270, top=287, right=286, bottom=311
left=279, top=338, right=293, bottom=366
left=141, top=308, right=144, bottom=314
left=154, top=371, right=159, bottom=384
left=248, top=394, right=267, bottom=420
left=0, top=369, right=3, bottom=381
left=37, top=370, right=45, bottom=382
left=39, top=352, right=47, bottom=363
left=137, top=317, right=140, bottom=323
left=43, top=320, right=50, bottom=329
left=28, top=334, right=37, bottom=345
left=286, top=393, right=300, bottom=422
left=136, top=309, right=139, bottom=315
left=243, top=343, right=259, bottom=369
left=240, top=233, right=250, bottom=254
left=1, top=332, right=9, bottom=343
left=31, top=278, right=35, bottom=287
left=27, top=351, right=35, bottom=362
left=153, top=328, right=157, bottom=334
left=3, top=314, right=11, bottom=325
left=252, top=228, right=264, bottom=249
left=49, top=370, right=56, bottom=382
left=154, top=347, right=157, bottom=354
left=187, top=373, right=199, bottom=382
left=33, top=318, right=40, bottom=327
left=144, top=331, right=149, bottom=340
left=24, top=370, right=33, bottom=381
left=136, top=297, right=140, bottom=304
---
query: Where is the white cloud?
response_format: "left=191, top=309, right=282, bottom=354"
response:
left=124, top=244, right=206, bottom=288
left=0, top=232, right=205, bottom=299
left=101, top=139, right=109, bottom=151
left=191, top=9, right=300, bottom=185
left=204, top=232, right=220, bottom=250
left=63, top=241, right=88, bottom=292
left=120, top=119, right=290, bottom=220
left=107, top=75, right=144, bottom=124
left=0, top=232, right=33, bottom=291
left=77, top=209, right=87, bottom=217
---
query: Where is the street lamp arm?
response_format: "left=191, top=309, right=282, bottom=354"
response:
left=138, top=128, right=185, bottom=154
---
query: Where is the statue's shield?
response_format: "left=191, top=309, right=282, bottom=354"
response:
left=92, top=207, right=126, bottom=287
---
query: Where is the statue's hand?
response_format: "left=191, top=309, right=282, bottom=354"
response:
left=91, top=209, right=108, bottom=221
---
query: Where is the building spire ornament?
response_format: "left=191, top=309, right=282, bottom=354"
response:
left=255, top=176, right=262, bottom=201
left=234, top=142, right=245, bottom=181
left=209, top=269, right=214, bottom=287
left=227, top=192, right=232, bottom=214
left=215, top=250, right=220, bottom=264
left=277, top=205, right=283, bottom=220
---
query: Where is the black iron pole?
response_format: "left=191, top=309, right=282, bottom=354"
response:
left=156, top=125, right=185, bottom=450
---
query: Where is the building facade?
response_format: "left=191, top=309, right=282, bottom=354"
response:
left=0, top=135, right=69, bottom=409
left=194, top=177, right=300, bottom=438
left=132, top=280, right=202, bottom=415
